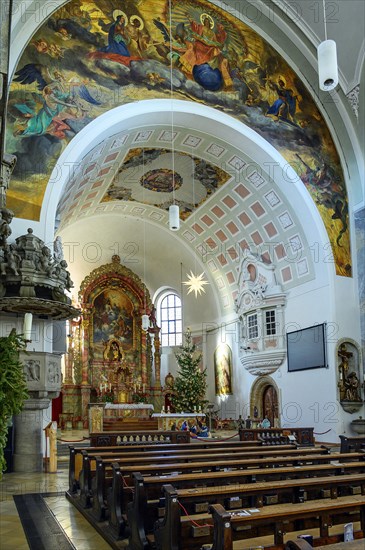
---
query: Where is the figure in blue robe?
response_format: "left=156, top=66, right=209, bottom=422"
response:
left=100, top=15, right=130, bottom=57
left=266, top=78, right=297, bottom=123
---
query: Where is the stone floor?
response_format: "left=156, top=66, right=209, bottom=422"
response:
left=0, top=429, right=111, bottom=550
left=0, top=428, right=240, bottom=549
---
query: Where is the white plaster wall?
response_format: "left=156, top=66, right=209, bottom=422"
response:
left=202, top=266, right=363, bottom=444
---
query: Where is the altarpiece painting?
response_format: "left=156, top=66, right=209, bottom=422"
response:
left=214, top=343, right=233, bottom=395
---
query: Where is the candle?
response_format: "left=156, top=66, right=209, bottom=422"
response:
left=23, top=313, right=33, bottom=341
left=142, top=383, right=146, bottom=393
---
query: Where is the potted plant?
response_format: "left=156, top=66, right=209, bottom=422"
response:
left=0, top=330, right=28, bottom=477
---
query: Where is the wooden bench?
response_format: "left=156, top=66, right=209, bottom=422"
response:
left=69, top=438, right=265, bottom=492
left=77, top=444, right=311, bottom=510
left=339, top=435, right=365, bottom=453
left=206, top=496, right=365, bottom=550
left=66, top=450, right=365, bottom=546
left=128, top=472, right=365, bottom=549
left=87, top=451, right=363, bottom=530
left=79, top=447, right=333, bottom=511
left=154, top=487, right=365, bottom=550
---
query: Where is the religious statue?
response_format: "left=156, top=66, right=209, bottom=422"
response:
left=338, top=343, right=353, bottom=382
left=343, top=372, right=362, bottom=402
left=337, top=342, right=362, bottom=403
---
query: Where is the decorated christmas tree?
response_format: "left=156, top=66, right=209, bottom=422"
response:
left=172, top=329, right=207, bottom=413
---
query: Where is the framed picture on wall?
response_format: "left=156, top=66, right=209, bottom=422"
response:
left=214, top=343, right=233, bottom=395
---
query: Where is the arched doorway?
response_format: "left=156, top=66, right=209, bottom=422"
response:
left=250, top=376, right=280, bottom=427
left=262, top=385, right=279, bottom=428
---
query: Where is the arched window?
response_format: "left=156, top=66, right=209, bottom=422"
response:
left=159, top=293, right=182, bottom=347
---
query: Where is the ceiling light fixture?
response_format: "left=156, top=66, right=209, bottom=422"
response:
left=168, top=0, right=180, bottom=231
left=183, top=270, right=209, bottom=297
left=317, top=0, right=338, bottom=91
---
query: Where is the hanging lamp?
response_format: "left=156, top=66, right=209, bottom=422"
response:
left=317, top=0, right=338, bottom=91
left=168, top=0, right=180, bottom=231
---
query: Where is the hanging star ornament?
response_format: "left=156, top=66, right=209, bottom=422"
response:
left=183, top=271, right=209, bottom=297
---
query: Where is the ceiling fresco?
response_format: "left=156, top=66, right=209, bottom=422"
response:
left=6, top=0, right=350, bottom=276
left=101, top=147, right=231, bottom=218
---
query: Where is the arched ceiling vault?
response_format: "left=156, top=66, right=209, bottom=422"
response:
left=50, top=101, right=326, bottom=316
left=5, top=0, right=364, bottom=319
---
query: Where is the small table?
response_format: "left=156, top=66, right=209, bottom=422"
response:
left=152, top=412, right=205, bottom=431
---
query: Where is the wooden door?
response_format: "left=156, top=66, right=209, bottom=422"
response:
left=262, top=385, right=278, bottom=427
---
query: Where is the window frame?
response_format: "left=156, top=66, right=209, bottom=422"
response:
left=265, top=309, right=277, bottom=336
left=247, top=312, right=258, bottom=340
left=159, top=292, right=182, bottom=347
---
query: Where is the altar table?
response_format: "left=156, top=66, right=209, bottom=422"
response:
left=152, top=412, right=205, bottom=431
left=104, top=403, right=154, bottom=419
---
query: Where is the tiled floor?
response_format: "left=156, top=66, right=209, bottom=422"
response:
left=0, top=430, right=113, bottom=550
left=1, top=428, right=236, bottom=549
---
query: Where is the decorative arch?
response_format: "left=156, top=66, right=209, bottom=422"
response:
left=250, top=375, right=281, bottom=428
left=6, top=0, right=351, bottom=275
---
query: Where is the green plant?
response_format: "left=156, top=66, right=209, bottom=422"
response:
left=0, top=330, right=29, bottom=477
left=102, top=391, right=115, bottom=403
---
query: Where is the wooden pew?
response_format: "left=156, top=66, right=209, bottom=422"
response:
left=68, top=438, right=274, bottom=493
left=82, top=444, right=316, bottom=514
left=93, top=449, right=365, bottom=533
left=65, top=451, right=365, bottom=544
left=68, top=439, right=276, bottom=493
left=154, top=486, right=365, bottom=550
left=130, top=473, right=365, bottom=549
left=207, top=496, right=365, bottom=550
left=81, top=446, right=332, bottom=512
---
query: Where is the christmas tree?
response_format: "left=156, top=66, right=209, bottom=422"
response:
left=172, top=329, right=207, bottom=413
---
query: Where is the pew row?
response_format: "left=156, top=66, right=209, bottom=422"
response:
left=80, top=447, right=335, bottom=512
left=69, top=439, right=282, bottom=493
left=65, top=452, right=365, bottom=550
left=128, top=473, right=365, bottom=549
left=154, top=486, right=365, bottom=550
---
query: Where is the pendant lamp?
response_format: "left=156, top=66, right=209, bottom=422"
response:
left=168, top=0, right=180, bottom=231
left=317, top=0, right=338, bottom=91
left=169, top=204, right=180, bottom=231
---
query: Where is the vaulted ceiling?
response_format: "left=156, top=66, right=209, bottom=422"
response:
left=7, top=0, right=364, bottom=323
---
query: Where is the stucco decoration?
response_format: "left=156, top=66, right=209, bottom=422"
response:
left=20, top=351, right=62, bottom=398
left=6, top=0, right=350, bottom=275
left=346, top=85, right=360, bottom=120
left=236, top=249, right=286, bottom=375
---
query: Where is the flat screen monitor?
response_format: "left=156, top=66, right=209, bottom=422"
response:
left=287, top=323, right=327, bottom=372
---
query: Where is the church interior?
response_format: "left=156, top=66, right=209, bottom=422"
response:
left=0, top=0, right=364, bottom=549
